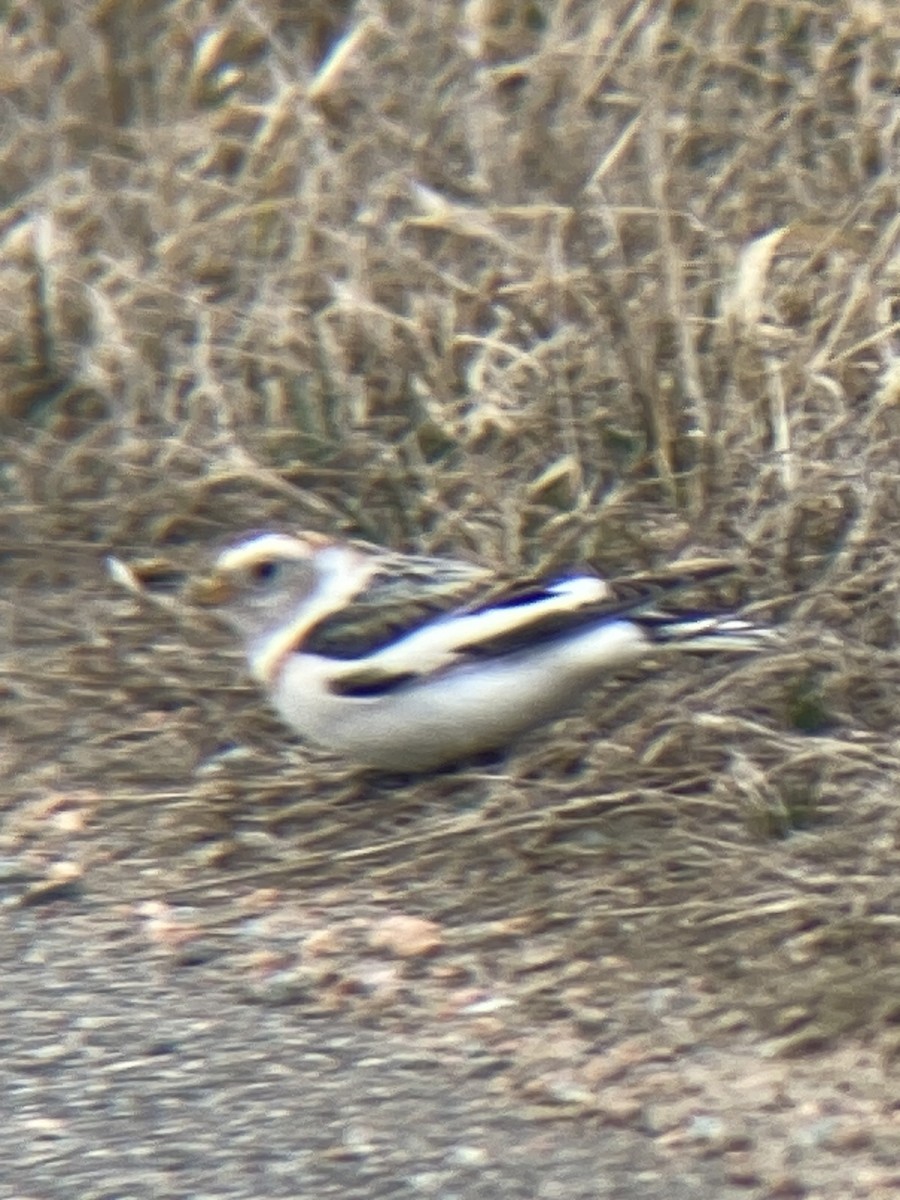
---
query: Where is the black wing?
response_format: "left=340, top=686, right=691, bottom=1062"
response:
left=456, top=559, right=738, bottom=658
left=326, top=559, right=739, bottom=695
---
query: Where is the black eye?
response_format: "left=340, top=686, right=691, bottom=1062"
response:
left=249, top=559, right=280, bottom=585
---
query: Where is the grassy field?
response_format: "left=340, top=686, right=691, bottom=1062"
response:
left=3, top=2, right=900, bottom=1194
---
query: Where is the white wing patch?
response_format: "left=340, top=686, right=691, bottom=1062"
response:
left=326, top=573, right=611, bottom=684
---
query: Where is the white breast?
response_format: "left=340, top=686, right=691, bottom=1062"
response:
left=269, top=618, right=651, bottom=771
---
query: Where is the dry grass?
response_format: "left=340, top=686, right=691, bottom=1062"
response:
left=3, top=0, right=900, bottom=1106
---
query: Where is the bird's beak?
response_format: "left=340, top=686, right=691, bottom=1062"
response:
left=186, top=573, right=234, bottom=607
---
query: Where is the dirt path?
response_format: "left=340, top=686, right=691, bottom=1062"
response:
left=5, top=902, right=749, bottom=1200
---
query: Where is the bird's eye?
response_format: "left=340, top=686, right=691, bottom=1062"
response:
left=249, top=559, right=280, bottom=585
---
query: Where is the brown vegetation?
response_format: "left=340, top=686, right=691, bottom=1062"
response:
left=2, top=3, right=899, bottom=1194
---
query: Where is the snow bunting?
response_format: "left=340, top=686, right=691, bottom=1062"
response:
left=176, top=531, right=776, bottom=772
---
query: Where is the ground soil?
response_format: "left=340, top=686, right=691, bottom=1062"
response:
left=2, top=3, right=899, bottom=1197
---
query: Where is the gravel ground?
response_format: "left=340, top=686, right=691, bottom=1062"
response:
left=3, top=902, right=755, bottom=1200
left=4, top=4, right=900, bottom=1195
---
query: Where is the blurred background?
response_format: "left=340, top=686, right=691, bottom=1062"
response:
left=2, top=3, right=899, bottom=1195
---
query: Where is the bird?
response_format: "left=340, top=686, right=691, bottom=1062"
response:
left=171, top=529, right=777, bottom=773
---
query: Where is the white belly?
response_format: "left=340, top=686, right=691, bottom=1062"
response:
left=269, top=619, right=650, bottom=771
